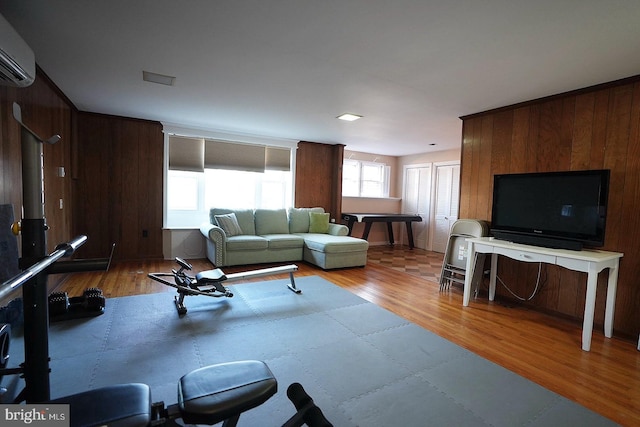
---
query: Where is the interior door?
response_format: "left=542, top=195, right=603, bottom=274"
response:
left=402, top=164, right=431, bottom=249
left=432, top=163, right=460, bottom=253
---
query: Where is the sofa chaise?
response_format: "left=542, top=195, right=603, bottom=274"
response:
left=200, top=207, right=369, bottom=270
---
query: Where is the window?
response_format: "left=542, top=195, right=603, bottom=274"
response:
left=165, top=134, right=294, bottom=228
left=342, top=159, right=390, bottom=198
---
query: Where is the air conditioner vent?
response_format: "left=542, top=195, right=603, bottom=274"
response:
left=0, top=14, right=35, bottom=87
left=0, top=49, right=32, bottom=86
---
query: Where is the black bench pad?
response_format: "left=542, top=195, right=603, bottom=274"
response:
left=50, top=383, right=151, bottom=427
left=196, top=268, right=227, bottom=284
left=179, top=360, right=277, bottom=425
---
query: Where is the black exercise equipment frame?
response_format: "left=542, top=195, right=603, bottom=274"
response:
left=0, top=103, right=111, bottom=402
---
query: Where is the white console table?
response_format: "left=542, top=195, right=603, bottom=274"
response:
left=463, top=237, right=623, bottom=351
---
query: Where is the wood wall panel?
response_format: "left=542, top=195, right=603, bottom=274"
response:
left=74, top=113, right=163, bottom=260
left=458, top=119, right=474, bottom=218
left=0, top=70, right=74, bottom=295
left=460, top=75, right=640, bottom=337
left=510, top=107, right=530, bottom=172
left=294, top=141, right=344, bottom=220
left=571, top=93, right=595, bottom=170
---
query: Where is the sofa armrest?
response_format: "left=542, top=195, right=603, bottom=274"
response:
left=200, top=223, right=226, bottom=266
left=327, top=223, right=349, bottom=236
left=200, top=223, right=227, bottom=240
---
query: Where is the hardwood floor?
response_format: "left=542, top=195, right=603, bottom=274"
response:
left=51, top=246, right=640, bottom=426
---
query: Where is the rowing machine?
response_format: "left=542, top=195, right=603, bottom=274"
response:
left=148, top=258, right=300, bottom=315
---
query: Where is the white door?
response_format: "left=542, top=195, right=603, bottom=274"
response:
left=402, top=164, right=432, bottom=249
left=432, top=163, right=460, bottom=253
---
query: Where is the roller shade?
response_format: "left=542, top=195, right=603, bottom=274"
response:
left=204, top=140, right=266, bottom=172
left=168, top=136, right=204, bottom=172
left=265, top=147, right=291, bottom=171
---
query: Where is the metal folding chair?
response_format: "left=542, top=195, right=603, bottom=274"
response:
left=439, top=219, right=489, bottom=294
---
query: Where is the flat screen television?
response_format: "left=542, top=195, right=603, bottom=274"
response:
left=490, top=169, right=610, bottom=251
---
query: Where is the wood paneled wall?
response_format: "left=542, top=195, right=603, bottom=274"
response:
left=0, top=71, right=75, bottom=300
left=295, top=141, right=344, bottom=220
left=74, top=112, right=163, bottom=260
left=460, top=75, right=640, bottom=337
left=0, top=70, right=74, bottom=275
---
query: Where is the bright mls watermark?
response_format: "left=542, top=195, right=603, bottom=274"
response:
left=1, top=405, right=69, bottom=426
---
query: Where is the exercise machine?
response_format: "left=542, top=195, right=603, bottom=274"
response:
left=51, top=360, right=332, bottom=427
left=148, top=258, right=300, bottom=315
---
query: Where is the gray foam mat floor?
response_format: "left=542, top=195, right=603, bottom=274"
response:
left=6, top=276, right=617, bottom=426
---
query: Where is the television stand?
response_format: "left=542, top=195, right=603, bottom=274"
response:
left=462, top=237, right=623, bottom=351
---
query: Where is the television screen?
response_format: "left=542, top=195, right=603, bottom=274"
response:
left=491, top=169, right=610, bottom=250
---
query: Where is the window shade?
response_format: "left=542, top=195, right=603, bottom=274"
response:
left=265, top=147, right=291, bottom=171
left=204, top=140, right=266, bottom=172
left=168, top=136, right=204, bottom=172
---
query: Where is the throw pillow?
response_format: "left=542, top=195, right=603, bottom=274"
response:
left=288, top=207, right=324, bottom=233
left=215, top=213, right=243, bottom=237
left=309, top=212, right=330, bottom=233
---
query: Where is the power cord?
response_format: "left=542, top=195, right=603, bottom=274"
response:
left=495, top=262, right=545, bottom=301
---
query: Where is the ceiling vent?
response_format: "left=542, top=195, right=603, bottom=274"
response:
left=0, top=13, right=35, bottom=87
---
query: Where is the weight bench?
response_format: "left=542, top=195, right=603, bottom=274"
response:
left=50, top=360, right=277, bottom=427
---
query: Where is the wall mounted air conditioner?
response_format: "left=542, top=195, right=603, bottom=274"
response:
left=0, top=13, right=35, bottom=87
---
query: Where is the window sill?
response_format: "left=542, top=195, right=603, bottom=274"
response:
left=342, top=196, right=401, bottom=201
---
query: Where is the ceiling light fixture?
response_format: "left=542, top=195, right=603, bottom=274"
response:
left=142, top=70, right=176, bottom=86
left=337, top=113, right=362, bottom=122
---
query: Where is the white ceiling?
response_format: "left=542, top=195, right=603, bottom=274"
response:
left=2, top=1, right=640, bottom=156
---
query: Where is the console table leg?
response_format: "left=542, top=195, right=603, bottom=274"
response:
left=582, top=270, right=598, bottom=351
left=489, top=254, right=498, bottom=301
left=604, top=263, right=619, bottom=338
left=463, top=241, right=476, bottom=306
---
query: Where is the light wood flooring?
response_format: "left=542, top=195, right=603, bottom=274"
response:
left=51, top=245, right=640, bottom=426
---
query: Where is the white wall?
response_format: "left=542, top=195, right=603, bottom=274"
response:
left=341, top=148, right=461, bottom=246
left=163, top=228, right=205, bottom=260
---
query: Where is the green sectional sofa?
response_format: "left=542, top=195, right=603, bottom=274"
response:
left=200, top=207, right=369, bottom=270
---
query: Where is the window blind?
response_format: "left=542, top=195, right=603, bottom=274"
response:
left=205, top=140, right=266, bottom=172
left=168, top=136, right=204, bottom=172
left=265, top=147, right=291, bottom=171
left=169, top=136, right=291, bottom=173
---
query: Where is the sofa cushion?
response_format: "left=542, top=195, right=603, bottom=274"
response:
left=226, top=235, right=268, bottom=251
left=211, top=208, right=256, bottom=235
left=309, top=212, right=330, bottom=233
left=214, top=213, right=243, bottom=236
left=288, top=207, right=324, bottom=233
left=300, top=234, right=369, bottom=254
left=263, top=234, right=305, bottom=249
left=255, top=209, right=289, bottom=235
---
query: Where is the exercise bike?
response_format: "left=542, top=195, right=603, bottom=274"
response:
left=51, top=359, right=333, bottom=427
left=148, top=258, right=300, bottom=315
